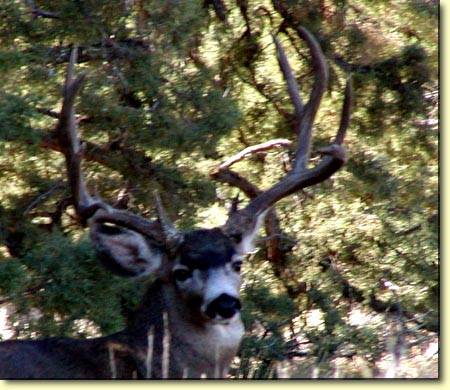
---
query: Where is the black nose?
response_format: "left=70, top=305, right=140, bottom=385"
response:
left=205, top=294, right=241, bottom=319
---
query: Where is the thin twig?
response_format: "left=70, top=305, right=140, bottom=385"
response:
left=23, top=181, right=64, bottom=215
left=146, top=327, right=154, bottom=378
left=162, top=312, right=170, bottom=378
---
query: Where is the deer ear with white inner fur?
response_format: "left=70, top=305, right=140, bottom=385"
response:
left=89, top=222, right=163, bottom=278
left=225, top=211, right=267, bottom=256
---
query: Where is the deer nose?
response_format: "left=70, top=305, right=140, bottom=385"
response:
left=205, top=294, right=242, bottom=320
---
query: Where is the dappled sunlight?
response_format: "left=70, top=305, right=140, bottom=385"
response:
left=0, top=0, right=438, bottom=380
left=0, top=305, right=14, bottom=340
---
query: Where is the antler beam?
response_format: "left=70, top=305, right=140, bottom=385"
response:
left=55, top=48, right=168, bottom=242
left=224, top=26, right=352, bottom=235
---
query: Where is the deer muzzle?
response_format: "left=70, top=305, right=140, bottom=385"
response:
left=205, top=293, right=242, bottom=321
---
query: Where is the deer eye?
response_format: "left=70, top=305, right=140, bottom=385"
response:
left=173, top=268, right=192, bottom=282
left=232, top=261, right=243, bottom=273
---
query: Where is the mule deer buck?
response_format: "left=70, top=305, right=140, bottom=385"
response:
left=0, top=27, right=351, bottom=379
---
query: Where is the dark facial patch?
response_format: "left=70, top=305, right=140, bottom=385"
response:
left=177, top=228, right=235, bottom=270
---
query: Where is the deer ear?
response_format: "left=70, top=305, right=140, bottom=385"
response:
left=89, top=222, right=164, bottom=278
left=226, top=211, right=267, bottom=255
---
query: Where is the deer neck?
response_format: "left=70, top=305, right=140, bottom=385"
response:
left=124, top=280, right=244, bottom=378
left=161, top=283, right=245, bottom=377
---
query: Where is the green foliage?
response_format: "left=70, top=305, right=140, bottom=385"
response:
left=0, top=230, right=143, bottom=337
left=242, top=282, right=295, bottom=327
left=0, top=0, right=438, bottom=378
left=0, top=93, right=37, bottom=143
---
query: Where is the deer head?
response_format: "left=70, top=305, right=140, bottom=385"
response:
left=57, top=27, right=351, bottom=333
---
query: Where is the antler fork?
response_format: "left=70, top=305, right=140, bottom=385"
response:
left=223, top=27, right=352, bottom=238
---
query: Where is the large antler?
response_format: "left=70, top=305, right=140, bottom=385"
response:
left=223, top=27, right=352, bottom=237
left=56, top=48, right=94, bottom=220
left=56, top=48, right=181, bottom=246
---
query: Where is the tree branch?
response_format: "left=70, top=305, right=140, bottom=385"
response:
left=26, top=0, right=60, bottom=19
left=36, top=39, right=154, bottom=65
left=40, top=132, right=158, bottom=181
left=215, top=138, right=292, bottom=171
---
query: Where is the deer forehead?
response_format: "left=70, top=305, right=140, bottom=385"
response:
left=175, top=228, right=237, bottom=270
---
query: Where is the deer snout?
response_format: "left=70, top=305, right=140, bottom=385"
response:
left=205, top=293, right=242, bottom=320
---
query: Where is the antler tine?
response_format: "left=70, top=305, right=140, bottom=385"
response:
left=56, top=48, right=163, bottom=239
left=335, top=77, right=353, bottom=145
left=292, top=26, right=328, bottom=171
left=228, top=194, right=241, bottom=218
left=225, top=27, right=350, bottom=230
left=57, top=47, right=96, bottom=221
left=272, top=34, right=304, bottom=123
left=153, top=191, right=183, bottom=250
